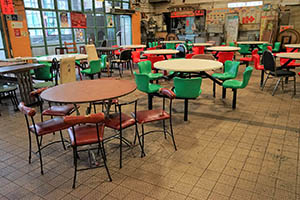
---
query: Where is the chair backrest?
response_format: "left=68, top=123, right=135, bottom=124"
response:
left=64, top=41, right=78, bottom=54
left=176, top=44, right=187, bottom=58
left=100, top=55, right=107, bottom=69
left=133, top=72, right=151, bottom=93
left=238, top=44, right=250, bottom=54
left=192, top=54, right=215, bottom=60
left=192, top=46, right=204, bottom=54
left=55, top=47, right=67, bottom=55
left=287, top=47, right=298, bottom=52
left=18, top=102, right=36, bottom=117
left=262, top=50, right=275, bottom=72
left=138, top=60, right=152, bottom=74
left=252, top=53, right=261, bottom=70
left=35, top=61, right=53, bottom=81
left=131, top=51, right=141, bottom=63
left=273, top=42, right=281, bottom=51
left=251, top=49, right=258, bottom=56
left=152, top=42, right=156, bottom=47
left=89, top=59, right=101, bottom=74
left=60, top=56, right=76, bottom=84
left=185, top=54, right=194, bottom=59
left=241, top=66, right=253, bottom=88
left=112, top=45, right=120, bottom=55
left=136, top=48, right=144, bottom=52
left=217, top=52, right=234, bottom=64
left=224, top=61, right=240, bottom=78
left=148, top=42, right=153, bottom=48
left=267, top=46, right=272, bottom=52
left=120, top=49, right=132, bottom=61
left=229, top=42, right=235, bottom=47
left=174, top=77, right=202, bottom=98
left=147, top=55, right=165, bottom=69
left=166, top=43, right=175, bottom=50
left=85, top=44, right=99, bottom=62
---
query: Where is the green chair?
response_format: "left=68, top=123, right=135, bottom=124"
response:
left=272, top=42, right=281, bottom=52
left=155, top=42, right=158, bottom=47
left=148, top=42, right=153, bottom=48
left=81, top=58, right=103, bottom=79
left=229, top=42, right=235, bottom=47
left=258, top=43, right=269, bottom=54
left=100, top=54, right=108, bottom=74
left=166, top=43, right=175, bottom=50
left=212, top=61, right=240, bottom=98
left=138, top=61, right=163, bottom=83
left=173, top=77, right=202, bottom=121
left=223, top=66, right=253, bottom=109
left=152, top=42, right=156, bottom=47
left=238, top=44, right=251, bottom=56
left=134, top=72, right=162, bottom=110
left=33, top=61, right=56, bottom=89
left=221, top=42, right=226, bottom=46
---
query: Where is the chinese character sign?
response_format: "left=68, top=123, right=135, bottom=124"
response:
left=0, top=0, right=14, bottom=15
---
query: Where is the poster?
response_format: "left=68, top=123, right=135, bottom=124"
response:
left=106, top=15, right=114, bottom=28
left=0, top=0, right=14, bottom=15
left=185, top=17, right=195, bottom=34
left=75, top=29, right=84, bottom=42
left=71, top=12, right=87, bottom=28
left=60, top=12, right=70, bottom=27
left=225, top=14, right=239, bottom=44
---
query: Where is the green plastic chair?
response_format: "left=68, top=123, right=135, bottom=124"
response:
left=33, top=61, right=56, bottom=89
left=173, top=77, right=202, bottom=121
left=223, top=66, right=253, bottom=109
left=138, top=61, right=163, bottom=82
left=238, top=44, right=251, bottom=56
left=148, top=42, right=153, bottom=48
left=229, top=42, right=235, bottom=47
left=134, top=72, right=162, bottom=109
left=258, top=43, right=269, bottom=54
left=100, top=54, right=107, bottom=70
left=152, top=42, right=156, bottom=47
left=212, top=61, right=240, bottom=98
left=272, top=42, right=281, bottom=52
left=155, top=42, right=158, bottom=47
left=221, top=42, right=226, bottom=46
left=166, top=43, right=175, bottom=50
left=81, top=59, right=101, bottom=79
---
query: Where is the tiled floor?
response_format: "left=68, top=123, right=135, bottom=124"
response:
left=0, top=61, right=300, bottom=200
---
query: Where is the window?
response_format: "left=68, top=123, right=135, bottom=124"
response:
left=25, top=0, right=131, bottom=56
left=228, top=1, right=263, bottom=8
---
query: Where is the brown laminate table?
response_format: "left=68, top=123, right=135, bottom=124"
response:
left=0, top=63, right=45, bottom=105
left=40, top=78, right=136, bottom=115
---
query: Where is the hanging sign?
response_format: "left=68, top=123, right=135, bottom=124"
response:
left=70, top=12, right=86, bottom=28
left=171, top=10, right=205, bottom=18
left=0, top=0, right=14, bottom=15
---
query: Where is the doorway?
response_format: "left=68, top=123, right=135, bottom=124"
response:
left=115, top=15, right=132, bottom=45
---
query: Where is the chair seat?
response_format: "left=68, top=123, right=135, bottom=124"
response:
left=81, top=68, right=100, bottom=75
left=30, top=117, right=70, bottom=136
left=256, top=65, right=264, bottom=70
left=104, top=113, right=135, bottom=130
left=68, top=124, right=104, bottom=146
left=0, top=84, right=17, bottom=93
left=174, top=89, right=202, bottom=99
left=223, top=80, right=243, bottom=89
left=33, top=82, right=55, bottom=89
left=148, top=83, right=162, bottom=93
left=148, top=73, right=164, bottom=80
left=270, top=70, right=296, bottom=77
left=111, top=59, right=129, bottom=63
left=239, top=57, right=252, bottom=62
left=212, top=72, right=235, bottom=80
left=42, top=104, right=76, bottom=116
left=135, top=109, right=170, bottom=124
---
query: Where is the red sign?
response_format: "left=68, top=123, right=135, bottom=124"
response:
left=14, top=28, right=21, bottom=37
left=70, top=12, right=86, bottom=28
left=242, top=16, right=255, bottom=24
left=0, top=0, right=14, bottom=15
left=171, top=10, right=205, bottom=18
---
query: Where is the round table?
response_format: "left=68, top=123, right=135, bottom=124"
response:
left=187, top=43, right=213, bottom=47
left=285, top=44, right=300, bottom=52
left=236, top=41, right=269, bottom=45
left=143, top=49, right=179, bottom=59
left=120, top=45, right=146, bottom=50
left=160, top=41, right=185, bottom=44
left=206, top=46, right=241, bottom=52
left=276, top=53, right=300, bottom=68
left=36, top=54, right=88, bottom=62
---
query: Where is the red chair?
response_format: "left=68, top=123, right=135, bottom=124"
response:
left=253, top=53, right=265, bottom=87
left=147, top=47, right=156, bottom=50
left=18, top=102, right=71, bottom=175
left=185, top=53, right=194, bottom=59
left=192, top=46, right=204, bottom=54
left=112, top=45, right=121, bottom=57
left=240, top=49, right=258, bottom=67
left=64, top=113, right=112, bottom=188
left=280, top=47, right=300, bottom=67
left=217, top=52, right=234, bottom=64
left=136, top=48, right=144, bottom=52
left=131, top=51, right=147, bottom=65
left=147, top=55, right=165, bottom=70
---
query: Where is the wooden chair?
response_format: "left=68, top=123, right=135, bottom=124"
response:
left=55, top=47, right=68, bottom=55
left=64, top=41, right=78, bottom=54
left=60, top=56, right=76, bottom=84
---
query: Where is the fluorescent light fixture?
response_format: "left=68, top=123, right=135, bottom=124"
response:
left=228, top=1, right=263, bottom=8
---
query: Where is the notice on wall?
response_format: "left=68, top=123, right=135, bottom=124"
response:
left=11, top=21, right=23, bottom=28
left=71, top=12, right=87, bottom=28
left=60, top=12, right=70, bottom=27
left=0, top=0, right=14, bottom=15
left=14, top=29, right=21, bottom=37
left=106, top=15, right=114, bottom=28
left=225, top=15, right=239, bottom=44
left=75, top=29, right=84, bottom=42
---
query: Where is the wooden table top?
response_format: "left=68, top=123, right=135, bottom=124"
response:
left=206, top=46, right=241, bottom=52
left=40, top=78, right=136, bottom=104
left=154, top=59, right=223, bottom=72
left=188, top=43, right=213, bottom=47
left=143, top=49, right=179, bottom=55
left=160, top=41, right=185, bottom=44
left=236, top=41, right=269, bottom=45
left=285, top=44, right=300, bottom=49
left=276, top=53, right=300, bottom=60
left=0, top=57, right=37, bottom=62
left=120, top=45, right=146, bottom=49
left=0, top=63, right=45, bottom=74
left=0, top=61, right=25, bottom=67
left=37, top=54, right=88, bottom=62
left=96, top=47, right=119, bottom=51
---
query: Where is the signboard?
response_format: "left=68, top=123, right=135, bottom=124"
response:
left=0, top=0, right=14, bottom=15
left=70, top=12, right=86, bottom=28
left=171, top=10, right=205, bottom=18
left=225, top=14, right=239, bottom=44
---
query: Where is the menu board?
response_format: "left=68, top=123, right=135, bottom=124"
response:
left=71, top=12, right=87, bottom=28
left=0, top=0, right=14, bottom=15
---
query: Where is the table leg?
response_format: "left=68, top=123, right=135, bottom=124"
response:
left=15, top=71, right=36, bottom=105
